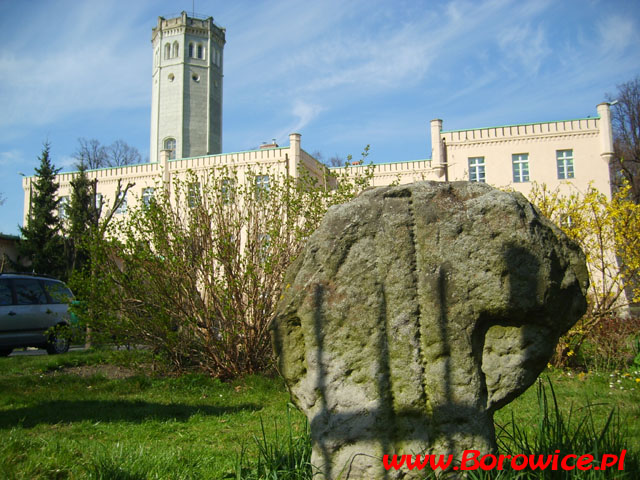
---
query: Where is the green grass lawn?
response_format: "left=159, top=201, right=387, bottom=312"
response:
left=0, top=349, right=638, bottom=479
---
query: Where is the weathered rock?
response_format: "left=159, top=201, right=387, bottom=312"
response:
left=271, top=181, right=588, bottom=479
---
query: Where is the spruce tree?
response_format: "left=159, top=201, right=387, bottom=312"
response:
left=19, top=143, right=66, bottom=278
left=67, top=162, right=97, bottom=274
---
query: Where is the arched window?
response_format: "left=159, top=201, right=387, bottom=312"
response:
left=172, top=41, right=179, bottom=58
left=164, top=43, right=171, bottom=60
left=197, top=44, right=204, bottom=59
left=164, top=138, right=177, bottom=159
left=188, top=43, right=194, bottom=58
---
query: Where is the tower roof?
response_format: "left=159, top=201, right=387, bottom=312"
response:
left=152, top=11, right=225, bottom=43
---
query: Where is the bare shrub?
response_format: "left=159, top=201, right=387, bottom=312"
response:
left=76, top=162, right=372, bottom=378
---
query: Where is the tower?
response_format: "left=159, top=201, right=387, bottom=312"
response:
left=150, top=12, right=225, bottom=162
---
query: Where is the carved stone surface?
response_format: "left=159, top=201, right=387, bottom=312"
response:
left=271, top=181, right=588, bottom=479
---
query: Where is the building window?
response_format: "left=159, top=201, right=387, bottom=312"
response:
left=557, top=149, right=574, bottom=179
left=164, top=138, right=176, bottom=159
left=255, top=175, right=270, bottom=200
left=197, top=44, right=204, bottom=59
left=172, top=41, right=179, bottom=58
left=560, top=214, right=573, bottom=229
left=512, top=153, right=530, bottom=183
left=188, top=182, right=200, bottom=208
left=58, top=196, right=69, bottom=219
left=142, top=188, right=155, bottom=208
left=221, top=178, right=234, bottom=203
left=115, top=191, right=127, bottom=214
left=95, top=193, right=103, bottom=210
left=188, top=42, right=194, bottom=58
left=468, top=157, right=485, bottom=183
left=259, top=233, right=271, bottom=263
left=164, top=43, right=171, bottom=60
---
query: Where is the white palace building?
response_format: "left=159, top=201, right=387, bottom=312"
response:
left=23, top=11, right=615, bottom=226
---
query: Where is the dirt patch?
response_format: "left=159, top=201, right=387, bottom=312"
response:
left=50, top=364, right=138, bottom=379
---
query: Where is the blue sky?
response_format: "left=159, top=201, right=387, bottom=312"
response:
left=1, top=0, right=639, bottom=235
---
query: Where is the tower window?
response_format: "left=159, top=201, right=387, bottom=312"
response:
left=164, top=43, right=171, bottom=60
left=172, top=41, right=179, bottom=58
left=164, top=138, right=177, bottom=159
left=188, top=43, right=194, bottom=58
left=197, top=44, right=204, bottom=59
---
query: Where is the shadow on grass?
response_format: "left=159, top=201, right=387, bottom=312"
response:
left=0, top=400, right=261, bottom=428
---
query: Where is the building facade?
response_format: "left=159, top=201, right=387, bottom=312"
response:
left=22, top=11, right=616, bottom=247
left=341, top=103, right=614, bottom=200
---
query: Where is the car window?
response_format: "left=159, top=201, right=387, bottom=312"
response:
left=13, top=279, right=48, bottom=305
left=43, top=280, right=73, bottom=304
left=0, top=279, right=12, bottom=305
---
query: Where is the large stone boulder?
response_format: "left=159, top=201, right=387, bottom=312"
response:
left=271, top=181, right=588, bottom=479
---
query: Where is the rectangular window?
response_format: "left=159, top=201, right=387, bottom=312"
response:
left=14, top=279, right=47, bottom=305
left=43, top=280, right=73, bottom=304
left=556, top=149, right=574, bottom=179
left=468, top=157, right=486, bottom=183
left=259, top=233, right=271, bottom=263
left=221, top=178, right=234, bottom=204
left=142, top=188, right=155, bottom=207
left=115, top=192, right=127, bottom=214
left=58, top=196, right=69, bottom=219
left=0, top=279, right=13, bottom=306
left=512, top=153, right=530, bottom=183
left=255, top=175, right=270, bottom=200
left=188, top=182, right=200, bottom=208
left=95, top=193, right=103, bottom=210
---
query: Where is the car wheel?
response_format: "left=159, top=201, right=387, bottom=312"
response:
left=0, top=349, right=12, bottom=357
left=46, top=330, right=70, bottom=355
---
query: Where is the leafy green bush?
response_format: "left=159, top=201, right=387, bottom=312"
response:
left=72, top=160, right=372, bottom=378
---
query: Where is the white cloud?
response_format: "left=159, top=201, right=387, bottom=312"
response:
left=497, top=23, right=551, bottom=75
left=597, top=14, right=636, bottom=55
left=0, top=150, right=26, bottom=169
left=57, top=155, right=77, bottom=170
left=273, top=100, right=325, bottom=142
left=0, top=1, right=149, bottom=129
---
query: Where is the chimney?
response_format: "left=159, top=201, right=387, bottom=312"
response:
left=430, top=119, right=446, bottom=178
